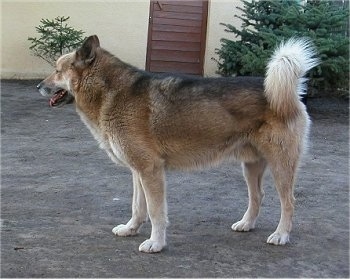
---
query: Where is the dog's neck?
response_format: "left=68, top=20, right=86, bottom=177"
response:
left=74, top=85, right=103, bottom=127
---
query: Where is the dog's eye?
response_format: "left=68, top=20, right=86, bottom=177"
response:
left=55, top=70, right=61, bottom=74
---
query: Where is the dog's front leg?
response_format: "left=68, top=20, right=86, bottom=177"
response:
left=137, top=162, right=168, bottom=253
left=112, top=171, right=147, bottom=236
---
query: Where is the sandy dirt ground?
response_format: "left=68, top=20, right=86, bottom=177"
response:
left=1, top=80, right=349, bottom=277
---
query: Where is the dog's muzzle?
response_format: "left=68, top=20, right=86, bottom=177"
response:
left=36, top=82, right=73, bottom=107
left=37, top=82, right=50, bottom=97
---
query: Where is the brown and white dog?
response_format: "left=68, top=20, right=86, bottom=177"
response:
left=37, top=35, right=319, bottom=253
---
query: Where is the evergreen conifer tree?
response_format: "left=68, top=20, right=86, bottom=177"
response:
left=28, top=16, right=86, bottom=66
left=215, top=0, right=349, bottom=94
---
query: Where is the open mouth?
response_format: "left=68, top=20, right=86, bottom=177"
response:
left=49, top=89, right=72, bottom=107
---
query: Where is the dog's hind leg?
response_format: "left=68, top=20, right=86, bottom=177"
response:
left=137, top=160, right=168, bottom=253
left=232, top=159, right=267, bottom=232
left=112, top=171, right=147, bottom=236
left=266, top=153, right=299, bottom=245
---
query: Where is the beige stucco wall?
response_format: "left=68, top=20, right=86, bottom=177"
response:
left=205, top=0, right=242, bottom=76
left=1, top=0, right=150, bottom=79
left=1, top=0, right=242, bottom=79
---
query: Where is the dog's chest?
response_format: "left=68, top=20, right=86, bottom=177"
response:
left=76, top=108, right=128, bottom=166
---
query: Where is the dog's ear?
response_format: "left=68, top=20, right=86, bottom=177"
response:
left=75, top=35, right=100, bottom=66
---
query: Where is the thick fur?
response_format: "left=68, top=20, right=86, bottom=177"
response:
left=37, top=35, right=319, bottom=253
left=265, top=38, right=319, bottom=121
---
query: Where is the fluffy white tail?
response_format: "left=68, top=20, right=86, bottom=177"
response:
left=264, top=38, right=319, bottom=120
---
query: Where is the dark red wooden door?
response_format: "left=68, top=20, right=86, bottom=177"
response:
left=146, top=0, right=208, bottom=75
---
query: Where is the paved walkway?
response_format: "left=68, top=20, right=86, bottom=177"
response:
left=1, top=80, right=349, bottom=277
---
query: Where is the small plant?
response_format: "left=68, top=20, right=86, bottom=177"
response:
left=28, top=16, right=86, bottom=66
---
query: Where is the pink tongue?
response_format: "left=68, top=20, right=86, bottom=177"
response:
left=49, top=90, right=65, bottom=107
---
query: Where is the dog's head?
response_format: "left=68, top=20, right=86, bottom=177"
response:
left=37, top=35, right=100, bottom=107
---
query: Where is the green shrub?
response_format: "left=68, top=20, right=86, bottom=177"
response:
left=214, top=0, right=349, bottom=95
left=28, top=16, right=86, bottom=66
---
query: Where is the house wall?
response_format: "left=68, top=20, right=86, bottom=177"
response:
left=1, top=0, right=242, bottom=79
left=205, top=0, right=242, bottom=76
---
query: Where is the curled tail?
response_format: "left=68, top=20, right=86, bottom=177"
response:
left=264, top=38, right=319, bottom=120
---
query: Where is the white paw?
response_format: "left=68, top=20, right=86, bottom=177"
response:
left=138, top=239, right=165, bottom=253
left=112, top=224, right=138, bottom=237
left=231, top=219, right=255, bottom=232
left=267, top=231, right=290, bottom=245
